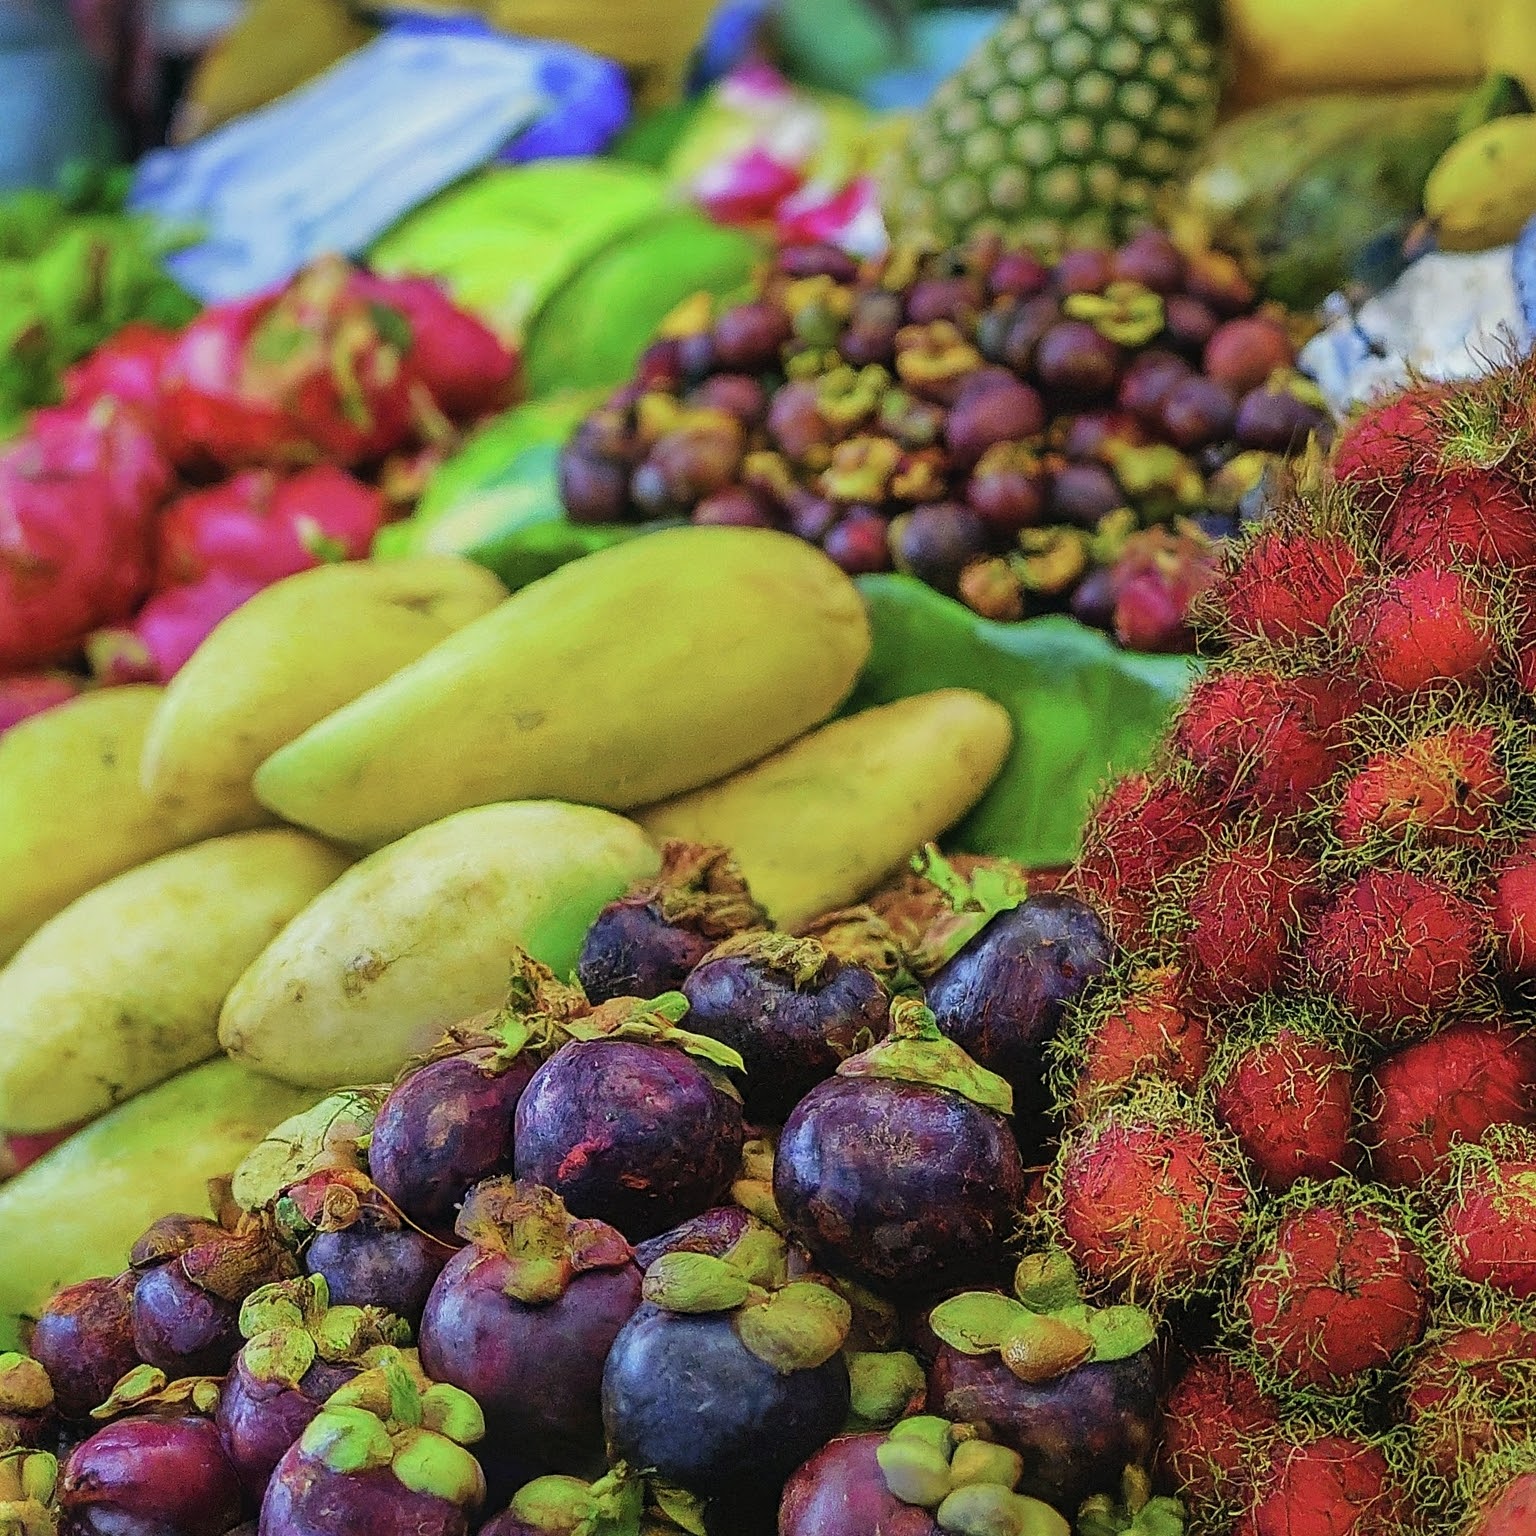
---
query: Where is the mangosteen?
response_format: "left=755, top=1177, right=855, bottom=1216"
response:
left=923, top=865, right=1111, bottom=1157
left=889, top=504, right=993, bottom=597
left=773, top=998, right=1026, bottom=1298
left=215, top=1273, right=410, bottom=1500
left=681, top=932, right=890, bottom=1122
left=925, top=1251, right=1161, bottom=1513
left=576, top=842, right=767, bottom=1005
left=601, top=1249, right=852, bottom=1522
left=478, top=1467, right=644, bottom=1536
left=514, top=995, right=746, bottom=1242
left=0, top=1355, right=53, bottom=1451
left=28, top=1272, right=141, bottom=1421
left=632, top=1206, right=780, bottom=1273
left=258, top=1354, right=486, bottom=1536
left=418, top=1180, right=642, bottom=1474
left=779, top=1415, right=1068, bottom=1536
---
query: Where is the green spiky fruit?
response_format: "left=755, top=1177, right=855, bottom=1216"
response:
left=884, top=0, right=1222, bottom=255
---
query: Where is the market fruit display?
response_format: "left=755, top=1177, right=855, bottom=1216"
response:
left=881, top=0, right=1222, bottom=255
left=252, top=526, right=872, bottom=847
left=557, top=235, right=1325, bottom=652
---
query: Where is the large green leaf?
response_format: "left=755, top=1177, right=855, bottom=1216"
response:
left=847, top=576, right=1198, bottom=868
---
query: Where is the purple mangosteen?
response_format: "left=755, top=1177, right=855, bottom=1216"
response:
left=367, top=955, right=588, bottom=1236
left=128, top=1214, right=297, bottom=1380
left=514, top=995, right=746, bottom=1241
left=779, top=1415, right=1068, bottom=1536
left=258, top=1353, right=486, bottom=1536
left=924, top=1251, right=1161, bottom=1513
left=0, top=1355, right=54, bottom=1452
left=681, top=932, right=890, bottom=1122
left=632, top=1205, right=768, bottom=1272
left=576, top=842, right=767, bottom=1004
left=417, top=1180, right=642, bottom=1473
left=773, top=998, right=1026, bottom=1298
left=919, top=855, right=1111, bottom=1157
left=601, top=1250, right=852, bottom=1520
left=27, top=1273, right=141, bottom=1420
left=215, top=1273, right=410, bottom=1500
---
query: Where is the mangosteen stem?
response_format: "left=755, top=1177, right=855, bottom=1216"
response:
left=648, top=841, right=769, bottom=935
left=562, top=993, right=747, bottom=1075
left=837, top=999, right=1014, bottom=1115
left=698, top=930, right=835, bottom=988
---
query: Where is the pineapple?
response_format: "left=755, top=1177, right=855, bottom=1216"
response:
left=883, top=0, right=1223, bottom=255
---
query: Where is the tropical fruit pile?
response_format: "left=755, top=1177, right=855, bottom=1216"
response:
left=557, top=235, right=1324, bottom=652
left=0, top=253, right=517, bottom=730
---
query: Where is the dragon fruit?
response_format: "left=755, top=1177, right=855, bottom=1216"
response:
left=89, top=569, right=266, bottom=683
left=60, top=323, right=178, bottom=418
left=0, top=671, right=82, bottom=733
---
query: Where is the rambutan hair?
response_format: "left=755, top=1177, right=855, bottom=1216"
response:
left=1432, top=1125, right=1536, bottom=1305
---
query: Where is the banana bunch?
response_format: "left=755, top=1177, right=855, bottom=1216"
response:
left=1424, top=112, right=1536, bottom=250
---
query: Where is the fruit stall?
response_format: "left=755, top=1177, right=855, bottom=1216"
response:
left=2, top=0, right=1536, bottom=1532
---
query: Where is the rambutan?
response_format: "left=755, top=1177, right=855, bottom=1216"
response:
left=1236, top=1184, right=1428, bottom=1389
left=1361, top=1021, right=1536, bottom=1187
left=1219, top=527, right=1364, bottom=645
left=1462, top=1450, right=1536, bottom=1536
left=1438, top=1130, right=1536, bottom=1300
left=1348, top=565, right=1501, bottom=697
left=1160, top=1353, right=1282, bottom=1520
left=1331, top=385, right=1446, bottom=511
left=1305, top=868, right=1487, bottom=1040
left=1176, top=668, right=1352, bottom=821
left=1209, top=1006, right=1359, bottom=1191
left=1490, top=839, right=1536, bottom=981
left=1186, top=837, right=1320, bottom=1006
left=1071, top=772, right=1209, bottom=952
left=1056, top=965, right=1213, bottom=1120
left=1048, top=1087, right=1252, bottom=1304
left=1232, top=1430, right=1408, bottom=1536
left=1383, top=467, right=1536, bottom=572
left=1334, top=724, right=1511, bottom=850
left=1403, top=1317, right=1536, bottom=1482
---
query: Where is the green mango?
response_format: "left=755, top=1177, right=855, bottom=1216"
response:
left=522, top=211, right=762, bottom=396
left=0, top=1061, right=320, bottom=1350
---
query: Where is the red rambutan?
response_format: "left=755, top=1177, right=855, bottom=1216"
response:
left=1161, top=1353, right=1282, bottom=1518
left=1463, top=1461, right=1536, bottom=1536
left=1383, top=467, right=1536, bottom=572
left=1491, top=839, right=1536, bottom=981
left=1330, top=385, right=1447, bottom=510
left=1212, top=1016, right=1358, bottom=1191
left=1439, top=1133, right=1536, bottom=1300
left=1176, top=668, right=1352, bottom=820
left=1403, top=1318, right=1536, bottom=1481
left=1186, top=838, right=1320, bottom=1005
left=1305, top=868, right=1487, bottom=1039
left=1348, top=565, right=1501, bottom=697
left=1050, top=1089, right=1252, bottom=1303
left=1334, top=724, right=1511, bottom=849
left=1362, top=1020, right=1536, bottom=1187
left=1237, top=1187, right=1428, bottom=1389
left=1232, top=1431, right=1407, bottom=1536
left=1219, top=528, right=1364, bottom=645
left=1072, top=773, right=1209, bottom=952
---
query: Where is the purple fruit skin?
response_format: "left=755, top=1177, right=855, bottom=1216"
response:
left=303, top=1222, right=450, bottom=1325
left=131, top=1263, right=242, bottom=1378
left=779, top=1433, right=938, bottom=1536
left=59, top=1416, right=244, bottom=1536
left=927, top=1341, right=1159, bottom=1512
left=681, top=954, right=888, bottom=1122
left=369, top=1049, right=535, bottom=1235
left=925, top=894, right=1111, bottom=1158
left=475, top=1515, right=545, bottom=1536
left=602, top=1305, right=850, bottom=1504
left=29, top=1273, right=141, bottom=1419
left=515, top=1041, right=744, bottom=1241
left=258, top=1447, right=478, bottom=1536
left=216, top=1352, right=359, bottom=1500
left=773, top=1078, right=1025, bottom=1297
left=576, top=904, right=717, bottom=1005
left=418, top=1245, right=642, bottom=1467
left=633, top=1206, right=759, bottom=1272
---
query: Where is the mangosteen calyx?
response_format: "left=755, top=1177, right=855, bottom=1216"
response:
left=928, top=1252, right=1156, bottom=1388
left=697, top=930, right=837, bottom=990
left=639, top=1251, right=852, bottom=1373
left=303, top=1353, right=485, bottom=1506
left=837, top=998, right=1014, bottom=1116
left=631, top=840, right=768, bottom=936
left=231, top=1086, right=388, bottom=1215
left=795, top=905, right=912, bottom=989
left=729, top=1137, right=784, bottom=1230
left=501, top=1464, right=645, bottom=1534
left=0, top=1448, right=58, bottom=1533
left=130, top=1209, right=296, bottom=1306
left=235, top=1274, right=409, bottom=1390
left=1077, top=1467, right=1186, bottom=1536
left=561, top=993, right=746, bottom=1083
left=0, top=1358, right=52, bottom=1425
left=872, top=1416, right=1068, bottom=1535
left=907, top=845, right=1031, bottom=976
left=846, top=1350, right=927, bottom=1430
left=453, top=1179, right=634, bottom=1305
left=275, top=1168, right=400, bottom=1246
left=89, top=1364, right=221, bottom=1422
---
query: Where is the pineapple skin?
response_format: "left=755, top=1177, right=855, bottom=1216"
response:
left=884, top=0, right=1223, bottom=255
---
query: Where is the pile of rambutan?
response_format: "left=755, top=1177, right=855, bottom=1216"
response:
left=1055, top=355, right=1536, bottom=1536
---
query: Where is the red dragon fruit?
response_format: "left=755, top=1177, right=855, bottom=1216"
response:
left=61, top=322, right=179, bottom=418
left=89, top=570, right=266, bottom=684
left=26, top=400, right=173, bottom=523
left=0, top=671, right=83, bottom=734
